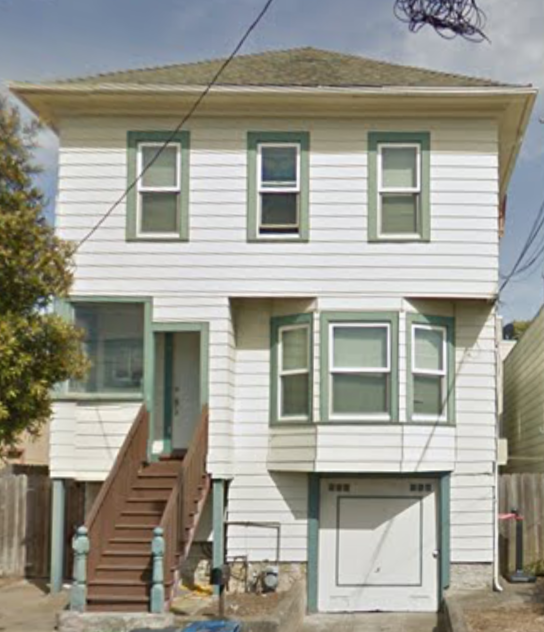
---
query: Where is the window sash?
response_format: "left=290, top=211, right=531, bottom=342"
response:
left=412, top=324, right=448, bottom=421
left=257, top=143, right=301, bottom=235
left=377, top=142, right=421, bottom=239
left=330, top=323, right=391, bottom=372
left=136, top=142, right=182, bottom=237
left=278, top=323, right=310, bottom=421
left=329, top=322, right=391, bottom=420
left=412, top=324, right=447, bottom=376
left=377, top=143, right=421, bottom=194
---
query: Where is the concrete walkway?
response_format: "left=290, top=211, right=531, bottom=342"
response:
left=0, top=580, right=67, bottom=632
left=302, top=612, right=443, bottom=632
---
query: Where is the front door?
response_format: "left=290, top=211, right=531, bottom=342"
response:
left=318, top=477, right=438, bottom=612
left=154, top=331, right=201, bottom=456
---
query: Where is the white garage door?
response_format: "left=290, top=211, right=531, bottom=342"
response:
left=318, top=477, right=438, bottom=612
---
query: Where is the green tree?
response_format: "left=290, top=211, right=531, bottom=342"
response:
left=0, top=97, right=86, bottom=456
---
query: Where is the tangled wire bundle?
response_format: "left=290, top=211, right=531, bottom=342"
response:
left=394, top=0, right=488, bottom=42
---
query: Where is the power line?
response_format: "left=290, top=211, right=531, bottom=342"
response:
left=75, top=0, right=276, bottom=252
left=499, top=198, right=544, bottom=294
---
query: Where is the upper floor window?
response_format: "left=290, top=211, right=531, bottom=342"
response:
left=408, top=315, right=455, bottom=423
left=368, top=132, right=430, bottom=242
left=126, top=131, right=190, bottom=241
left=270, top=313, right=313, bottom=423
left=248, top=132, right=310, bottom=242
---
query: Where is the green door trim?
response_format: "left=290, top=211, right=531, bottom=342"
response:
left=151, top=322, right=210, bottom=459
left=307, top=473, right=320, bottom=613
left=163, top=332, right=174, bottom=455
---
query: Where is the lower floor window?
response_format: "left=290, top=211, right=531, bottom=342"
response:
left=70, top=302, right=145, bottom=395
left=411, top=319, right=452, bottom=422
left=329, top=323, right=391, bottom=419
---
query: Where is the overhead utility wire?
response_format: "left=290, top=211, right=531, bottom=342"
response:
left=499, top=198, right=544, bottom=294
left=74, top=0, right=276, bottom=252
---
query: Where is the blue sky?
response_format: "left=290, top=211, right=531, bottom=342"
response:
left=1, top=0, right=543, bottom=322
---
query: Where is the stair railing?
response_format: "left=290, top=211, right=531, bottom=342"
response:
left=84, top=404, right=149, bottom=583
left=160, top=405, right=209, bottom=604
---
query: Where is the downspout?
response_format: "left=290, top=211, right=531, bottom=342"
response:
left=493, top=309, right=503, bottom=592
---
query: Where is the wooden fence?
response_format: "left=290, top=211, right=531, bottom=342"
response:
left=0, top=466, right=84, bottom=580
left=499, top=473, right=544, bottom=574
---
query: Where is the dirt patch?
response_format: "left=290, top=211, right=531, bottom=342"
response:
left=459, top=578, right=544, bottom=632
left=465, top=604, right=544, bottom=632
left=173, top=591, right=284, bottom=620
left=199, top=592, right=282, bottom=618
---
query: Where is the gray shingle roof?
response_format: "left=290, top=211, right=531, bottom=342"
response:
left=55, top=47, right=508, bottom=89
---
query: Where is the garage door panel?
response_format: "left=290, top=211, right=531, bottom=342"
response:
left=337, top=496, right=422, bottom=586
left=318, top=477, right=438, bottom=612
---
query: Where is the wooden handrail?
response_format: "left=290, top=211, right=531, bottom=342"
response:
left=160, top=405, right=209, bottom=601
left=85, top=404, right=149, bottom=581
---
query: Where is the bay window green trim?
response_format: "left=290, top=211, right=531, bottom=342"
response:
left=270, top=313, right=313, bottom=425
left=368, top=131, right=430, bottom=242
left=126, top=131, right=190, bottom=242
left=407, top=313, right=455, bottom=424
left=320, top=312, right=399, bottom=423
left=247, top=131, right=310, bottom=242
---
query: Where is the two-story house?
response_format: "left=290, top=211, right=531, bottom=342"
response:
left=11, top=47, right=535, bottom=614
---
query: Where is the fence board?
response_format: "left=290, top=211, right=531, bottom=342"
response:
left=500, top=473, right=544, bottom=574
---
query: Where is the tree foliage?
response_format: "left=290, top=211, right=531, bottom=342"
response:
left=503, top=320, right=533, bottom=341
left=0, top=97, right=87, bottom=455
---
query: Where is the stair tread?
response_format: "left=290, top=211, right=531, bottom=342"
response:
left=97, top=564, right=151, bottom=570
left=116, top=523, right=156, bottom=529
left=110, top=537, right=152, bottom=543
left=121, top=510, right=163, bottom=515
left=104, top=550, right=152, bottom=556
left=87, top=595, right=150, bottom=603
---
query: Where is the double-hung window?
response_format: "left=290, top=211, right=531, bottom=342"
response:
left=409, top=315, right=455, bottom=423
left=320, top=313, right=398, bottom=423
left=258, top=143, right=300, bottom=235
left=329, top=323, right=391, bottom=420
left=127, top=131, right=190, bottom=241
left=368, top=132, right=430, bottom=242
left=270, top=314, right=313, bottom=423
left=248, top=132, right=310, bottom=241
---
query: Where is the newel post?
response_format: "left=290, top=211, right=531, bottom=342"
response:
left=151, top=527, right=165, bottom=613
left=70, top=526, right=89, bottom=612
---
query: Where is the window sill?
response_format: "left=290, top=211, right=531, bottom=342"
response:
left=248, top=236, right=309, bottom=243
left=369, top=236, right=430, bottom=244
left=126, top=236, right=188, bottom=243
left=52, top=393, right=144, bottom=402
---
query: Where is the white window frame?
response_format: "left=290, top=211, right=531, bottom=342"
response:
left=257, top=142, right=301, bottom=239
left=278, top=323, right=311, bottom=422
left=377, top=142, right=421, bottom=240
left=411, top=323, right=448, bottom=422
left=329, top=322, right=391, bottom=421
left=136, top=141, right=182, bottom=239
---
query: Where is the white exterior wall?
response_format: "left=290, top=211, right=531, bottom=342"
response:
left=227, top=298, right=496, bottom=564
left=50, top=113, right=499, bottom=567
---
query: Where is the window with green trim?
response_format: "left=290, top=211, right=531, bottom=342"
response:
left=270, top=314, right=313, bottom=423
left=126, top=131, right=190, bottom=241
left=248, top=132, right=309, bottom=241
left=320, top=312, right=399, bottom=423
left=408, top=315, right=455, bottom=423
left=70, top=302, right=145, bottom=395
left=368, top=132, right=430, bottom=242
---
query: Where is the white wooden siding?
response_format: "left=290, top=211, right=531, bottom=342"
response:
left=56, top=116, right=499, bottom=299
left=502, top=307, right=544, bottom=473
left=227, top=298, right=496, bottom=564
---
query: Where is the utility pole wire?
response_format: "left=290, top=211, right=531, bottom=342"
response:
left=74, top=0, right=276, bottom=252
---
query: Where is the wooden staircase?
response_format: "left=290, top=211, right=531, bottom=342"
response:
left=84, top=405, right=210, bottom=612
